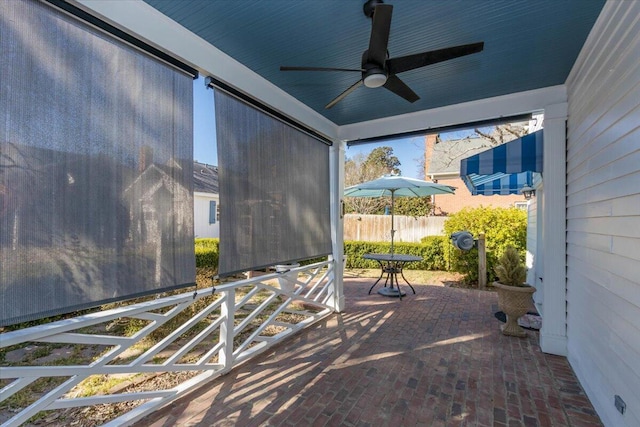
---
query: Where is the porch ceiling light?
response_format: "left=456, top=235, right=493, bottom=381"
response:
left=363, top=68, right=387, bottom=88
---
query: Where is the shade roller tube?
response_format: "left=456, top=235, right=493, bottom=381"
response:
left=206, top=77, right=332, bottom=146
left=214, top=89, right=332, bottom=276
left=44, top=0, right=198, bottom=78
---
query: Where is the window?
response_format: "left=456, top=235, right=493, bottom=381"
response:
left=209, top=200, right=217, bottom=224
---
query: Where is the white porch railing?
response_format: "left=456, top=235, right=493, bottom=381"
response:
left=0, top=260, right=335, bottom=426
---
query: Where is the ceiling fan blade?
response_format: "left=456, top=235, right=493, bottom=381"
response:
left=325, top=80, right=363, bottom=109
left=280, top=66, right=363, bottom=72
left=383, top=74, right=419, bottom=103
left=366, top=4, right=393, bottom=66
left=386, top=42, right=484, bottom=75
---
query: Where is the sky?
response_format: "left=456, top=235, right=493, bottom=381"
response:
left=345, top=127, right=481, bottom=179
left=345, top=136, right=427, bottom=179
left=193, top=77, right=476, bottom=179
left=193, top=78, right=218, bottom=166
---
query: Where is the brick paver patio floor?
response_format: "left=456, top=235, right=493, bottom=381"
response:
left=136, top=278, right=602, bottom=427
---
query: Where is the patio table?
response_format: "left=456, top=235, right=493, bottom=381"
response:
left=363, top=253, right=423, bottom=299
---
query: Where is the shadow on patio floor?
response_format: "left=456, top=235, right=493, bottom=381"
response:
left=136, top=278, right=602, bottom=427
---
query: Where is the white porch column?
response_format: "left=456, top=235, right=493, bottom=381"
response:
left=329, top=140, right=345, bottom=312
left=540, top=102, right=568, bottom=356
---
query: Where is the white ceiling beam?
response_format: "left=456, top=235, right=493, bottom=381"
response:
left=337, top=85, right=568, bottom=142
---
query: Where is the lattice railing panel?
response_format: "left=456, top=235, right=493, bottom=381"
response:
left=0, top=260, right=335, bottom=426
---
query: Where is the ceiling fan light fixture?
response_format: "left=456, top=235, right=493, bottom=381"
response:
left=363, top=70, right=387, bottom=88
left=279, top=0, right=484, bottom=108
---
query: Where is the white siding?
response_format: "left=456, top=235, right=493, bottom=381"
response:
left=565, top=2, right=640, bottom=426
left=194, top=192, right=220, bottom=238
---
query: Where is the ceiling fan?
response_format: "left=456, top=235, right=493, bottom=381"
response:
left=280, top=0, right=484, bottom=109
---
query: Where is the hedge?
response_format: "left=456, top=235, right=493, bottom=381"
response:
left=195, top=237, right=448, bottom=271
left=195, top=238, right=219, bottom=269
left=344, top=237, right=447, bottom=270
left=195, top=238, right=325, bottom=270
left=195, top=205, right=528, bottom=283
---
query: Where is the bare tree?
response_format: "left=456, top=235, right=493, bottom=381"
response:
left=473, top=123, right=528, bottom=146
left=428, top=123, right=529, bottom=171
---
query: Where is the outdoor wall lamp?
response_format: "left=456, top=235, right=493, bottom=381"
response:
left=521, top=185, right=536, bottom=200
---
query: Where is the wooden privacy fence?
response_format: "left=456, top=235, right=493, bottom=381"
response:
left=344, top=214, right=447, bottom=242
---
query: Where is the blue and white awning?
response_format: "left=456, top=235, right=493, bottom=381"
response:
left=460, top=130, right=543, bottom=195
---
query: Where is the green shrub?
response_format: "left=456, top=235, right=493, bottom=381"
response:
left=494, top=245, right=527, bottom=286
left=344, top=237, right=447, bottom=270
left=416, top=236, right=448, bottom=269
left=443, top=206, right=527, bottom=283
left=195, top=238, right=219, bottom=269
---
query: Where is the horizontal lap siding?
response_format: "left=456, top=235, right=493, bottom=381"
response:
left=194, top=193, right=220, bottom=238
left=565, top=2, right=640, bottom=426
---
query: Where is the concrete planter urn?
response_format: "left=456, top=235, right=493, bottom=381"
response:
left=493, top=282, right=536, bottom=337
left=493, top=246, right=535, bottom=337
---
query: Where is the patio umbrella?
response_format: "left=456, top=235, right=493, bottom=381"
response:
left=344, top=175, right=455, bottom=253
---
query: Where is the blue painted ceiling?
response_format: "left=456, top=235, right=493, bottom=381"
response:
left=143, top=0, right=606, bottom=126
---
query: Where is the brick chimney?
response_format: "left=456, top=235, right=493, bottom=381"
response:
left=139, top=145, right=154, bottom=172
left=423, top=134, right=438, bottom=180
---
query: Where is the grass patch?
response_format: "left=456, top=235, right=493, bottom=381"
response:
left=75, top=375, right=133, bottom=397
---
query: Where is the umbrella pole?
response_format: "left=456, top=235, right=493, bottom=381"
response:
left=390, top=189, right=395, bottom=254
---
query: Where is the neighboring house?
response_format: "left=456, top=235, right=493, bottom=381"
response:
left=424, top=134, right=527, bottom=214
left=125, top=160, right=193, bottom=244
left=124, top=159, right=193, bottom=284
left=193, top=161, right=219, bottom=238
